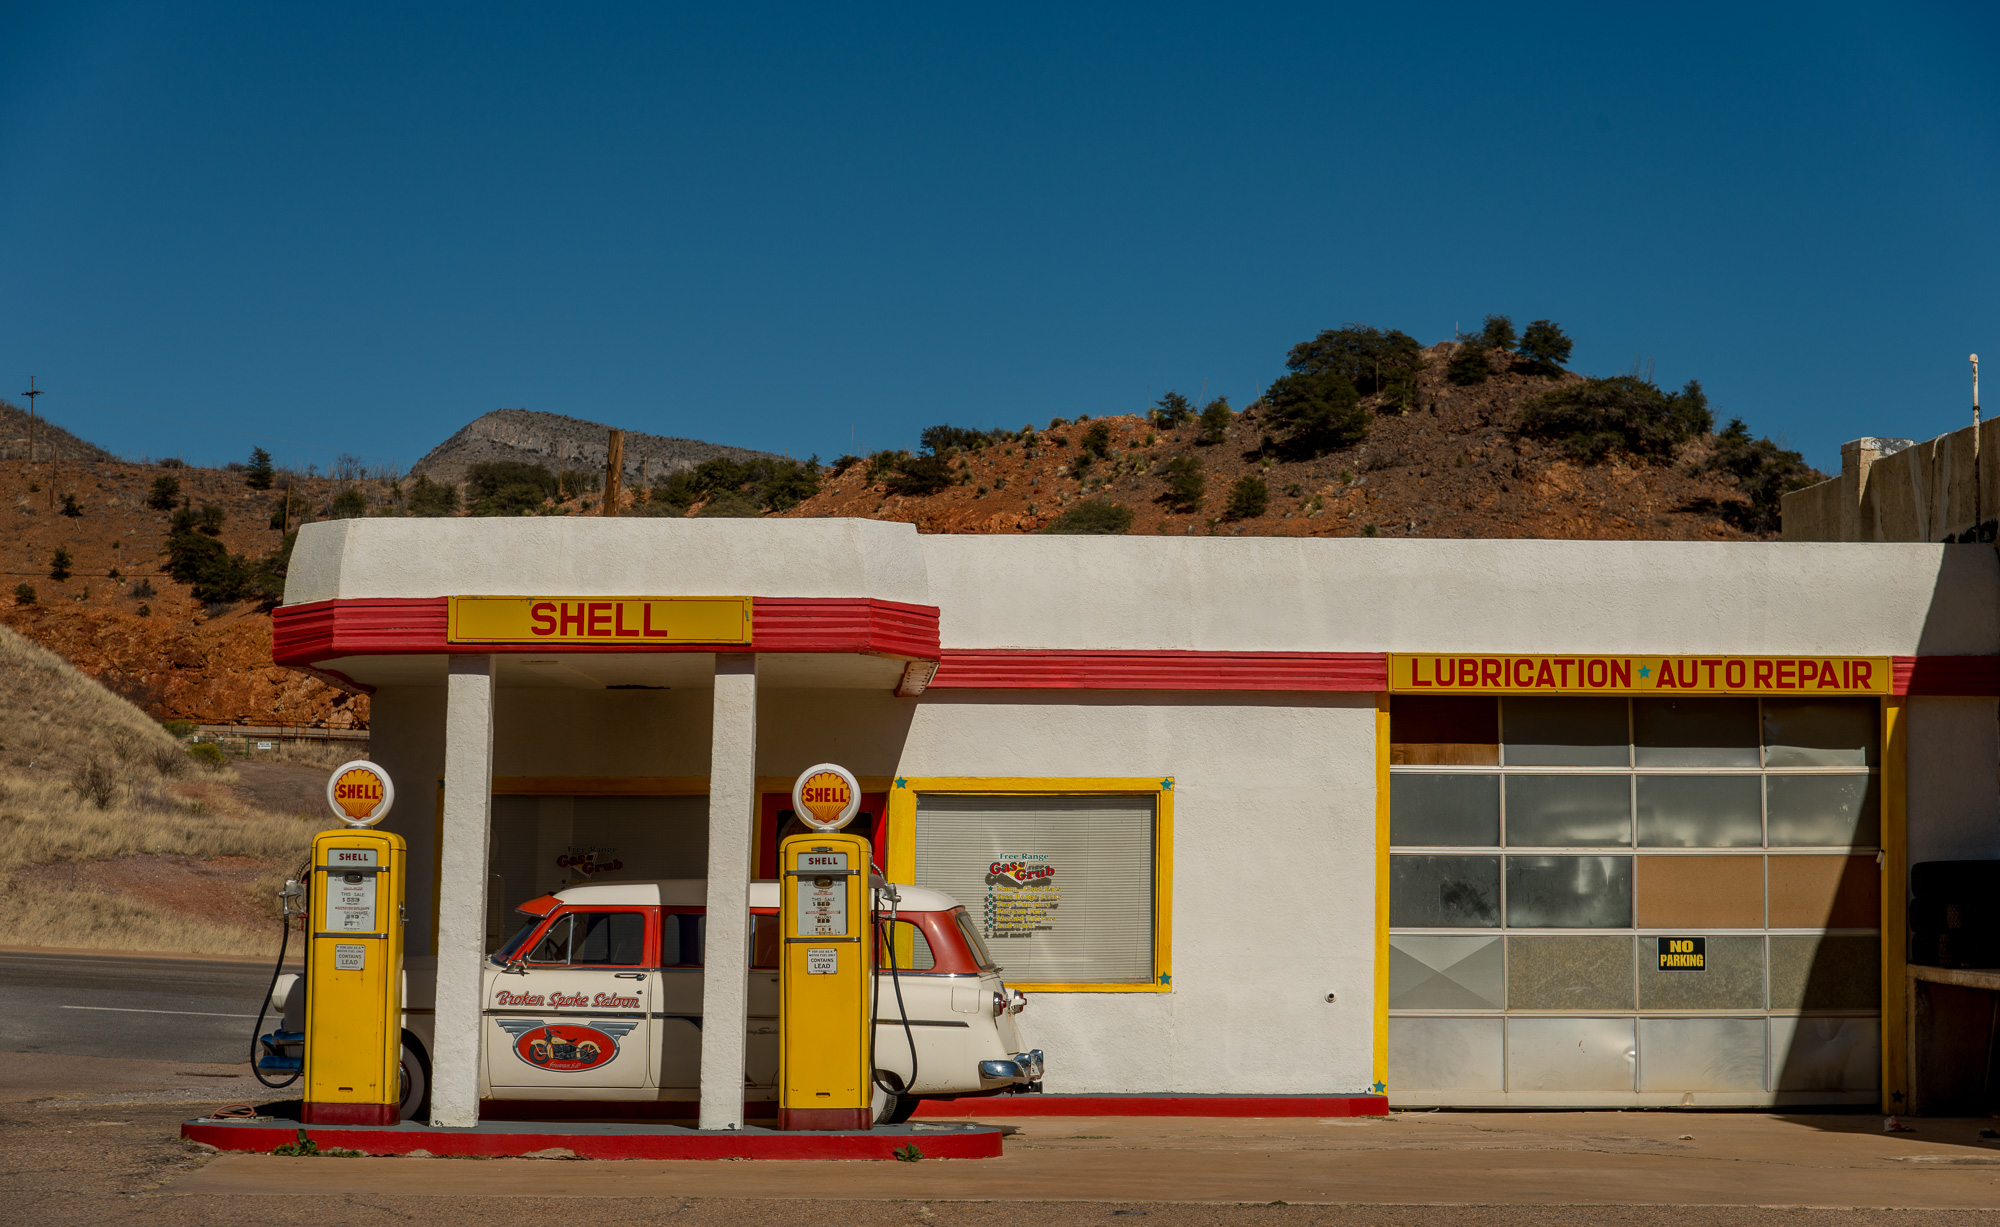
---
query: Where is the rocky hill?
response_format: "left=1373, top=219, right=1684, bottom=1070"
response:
left=779, top=344, right=1796, bottom=540
left=410, top=407, right=782, bottom=486
left=0, top=399, right=119, bottom=463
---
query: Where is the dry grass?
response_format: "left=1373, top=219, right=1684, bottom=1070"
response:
left=0, top=625, right=326, bottom=955
left=271, top=738, right=368, bottom=772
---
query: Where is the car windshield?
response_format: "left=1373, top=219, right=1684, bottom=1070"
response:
left=953, top=909, right=998, bottom=971
left=491, top=914, right=543, bottom=965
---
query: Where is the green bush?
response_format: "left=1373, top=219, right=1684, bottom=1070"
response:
left=466, top=461, right=558, bottom=516
left=1197, top=397, right=1233, bottom=445
left=172, top=503, right=227, bottom=536
left=49, top=549, right=72, bottom=581
left=245, top=447, right=275, bottom=490
left=1223, top=474, right=1270, bottom=521
left=695, top=490, right=764, bottom=517
left=1518, top=376, right=1713, bottom=463
left=1284, top=324, right=1423, bottom=403
left=1698, top=418, right=1823, bottom=534
left=407, top=475, right=458, bottom=516
left=1262, top=371, right=1367, bottom=458
left=883, top=455, right=952, bottom=497
left=1078, top=422, right=1112, bottom=461
left=1516, top=319, right=1573, bottom=376
left=59, top=493, right=82, bottom=518
left=919, top=425, right=1007, bottom=454
left=650, top=456, right=824, bottom=511
left=13, top=583, right=33, bottom=605
left=146, top=475, right=181, bottom=511
left=1149, top=391, right=1195, bottom=428
left=1043, top=498, right=1133, bottom=534
left=161, top=719, right=196, bottom=739
left=1447, top=343, right=1492, bottom=386
left=1157, top=455, right=1206, bottom=512
left=329, top=488, right=367, bottom=520
left=187, top=742, right=227, bottom=771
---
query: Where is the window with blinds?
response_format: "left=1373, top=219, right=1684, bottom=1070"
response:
left=912, top=793, right=1157, bottom=985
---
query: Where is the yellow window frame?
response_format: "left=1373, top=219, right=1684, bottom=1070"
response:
left=886, top=775, right=1174, bottom=994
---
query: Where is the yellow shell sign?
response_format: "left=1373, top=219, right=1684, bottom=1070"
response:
left=791, top=763, right=861, bottom=832
left=327, top=761, right=394, bottom=827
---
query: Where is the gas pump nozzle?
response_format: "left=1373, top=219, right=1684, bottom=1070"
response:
left=278, top=879, right=306, bottom=918
left=870, top=872, right=900, bottom=918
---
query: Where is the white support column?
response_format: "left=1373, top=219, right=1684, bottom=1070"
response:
left=430, top=655, right=496, bottom=1128
left=698, top=652, right=758, bottom=1130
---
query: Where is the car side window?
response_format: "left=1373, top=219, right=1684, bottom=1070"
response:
left=661, top=912, right=706, bottom=967
left=527, top=912, right=645, bottom=966
left=751, top=915, right=780, bottom=969
left=882, top=918, right=937, bottom=971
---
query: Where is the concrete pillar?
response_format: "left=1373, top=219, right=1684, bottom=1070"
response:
left=429, top=655, right=496, bottom=1128
left=698, top=653, right=758, bottom=1130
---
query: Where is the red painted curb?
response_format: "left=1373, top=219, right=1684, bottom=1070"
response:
left=914, top=1095, right=1389, bottom=1118
left=181, top=1121, right=1001, bottom=1160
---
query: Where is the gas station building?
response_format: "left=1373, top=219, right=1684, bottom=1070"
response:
left=275, top=517, right=2000, bottom=1124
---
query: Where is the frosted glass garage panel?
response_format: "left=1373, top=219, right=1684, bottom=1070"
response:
left=1763, top=700, right=1878, bottom=768
left=1637, top=1018, right=1767, bottom=1092
left=1389, top=936, right=1504, bottom=1009
left=1390, top=856, right=1501, bottom=928
left=1505, top=856, right=1632, bottom=928
left=1502, top=697, right=1630, bottom=766
left=1633, top=698, right=1760, bottom=767
left=1504, top=775, right=1630, bottom=847
left=1506, top=1017, right=1636, bottom=1092
left=1389, top=1017, right=1504, bottom=1091
left=913, top=794, right=1155, bottom=984
left=1766, top=775, right=1879, bottom=848
left=1391, top=774, right=1499, bottom=847
left=1770, top=1017, right=1879, bottom=1091
left=1636, top=775, right=1763, bottom=848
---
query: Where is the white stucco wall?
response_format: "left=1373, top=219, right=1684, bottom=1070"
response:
left=897, top=692, right=1379, bottom=1095
left=1907, top=697, right=2000, bottom=866
left=919, top=536, right=1999, bottom=656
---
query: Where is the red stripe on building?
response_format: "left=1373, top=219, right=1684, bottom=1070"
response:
left=928, top=649, right=1390, bottom=692
left=271, top=597, right=941, bottom=666
left=1894, top=656, right=2000, bottom=696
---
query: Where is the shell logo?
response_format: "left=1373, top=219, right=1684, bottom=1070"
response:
left=791, top=762, right=861, bottom=832
left=326, top=761, right=394, bottom=827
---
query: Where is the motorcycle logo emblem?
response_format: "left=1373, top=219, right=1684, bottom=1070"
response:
left=496, top=1019, right=639, bottom=1072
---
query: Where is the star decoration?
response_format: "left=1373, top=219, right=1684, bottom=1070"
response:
left=1159, top=974, right=1171, bottom=985
left=1161, top=778, right=1174, bottom=791
left=895, top=777, right=908, bottom=789
left=1639, top=667, right=1651, bottom=678
left=1372, top=1081, right=1387, bottom=1094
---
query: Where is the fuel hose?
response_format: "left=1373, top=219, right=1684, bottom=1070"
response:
left=871, top=893, right=919, bottom=1105
left=250, top=865, right=306, bottom=1091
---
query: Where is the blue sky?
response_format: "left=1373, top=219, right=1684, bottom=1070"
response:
left=2, top=3, right=1995, bottom=475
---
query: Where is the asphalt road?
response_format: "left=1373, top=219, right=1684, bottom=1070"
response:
left=0, top=950, right=300, bottom=1065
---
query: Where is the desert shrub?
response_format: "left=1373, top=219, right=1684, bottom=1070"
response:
left=245, top=447, right=275, bottom=490
left=70, top=758, right=117, bottom=809
left=885, top=454, right=955, bottom=497
left=146, top=475, right=181, bottom=511
left=1262, top=371, right=1367, bottom=458
left=187, top=742, right=227, bottom=771
left=130, top=579, right=155, bottom=599
left=1222, top=474, right=1270, bottom=521
left=172, top=503, right=227, bottom=536
left=694, top=490, right=764, bottom=517
left=1285, top=324, right=1423, bottom=406
left=163, top=532, right=248, bottom=602
left=1478, top=314, right=1517, bottom=351
left=1149, top=391, right=1195, bottom=428
left=407, top=475, right=458, bottom=516
left=59, top=493, right=81, bottom=518
left=268, top=489, right=311, bottom=529
left=49, top=549, right=72, bottom=581
left=831, top=454, right=861, bottom=473
left=919, top=425, right=1006, bottom=454
left=1157, top=455, right=1206, bottom=512
left=328, top=488, right=366, bottom=520
left=1043, top=499, right=1133, bottom=534
left=161, top=720, right=197, bottom=738
left=1698, top=418, right=1823, bottom=534
left=1197, top=397, right=1233, bottom=445
left=14, top=584, right=34, bottom=604
left=158, top=457, right=185, bottom=469
left=1516, top=319, right=1573, bottom=376
left=1078, top=422, right=1112, bottom=461
left=1447, top=343, right=1493, bottom=386
left=649, top=456, right=822, bottom=512
left=466, top=461, right=558, bottom=516
left=137, top=604, right=150, bottom=616
left=1518, top=376, right=1713, bottom=464
left=150, top=745, right=189, bottom=777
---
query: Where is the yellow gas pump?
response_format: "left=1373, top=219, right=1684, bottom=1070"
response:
left=777, top=763, right=875, bottom=1130
left=302, top=761, right=405, bottom=1125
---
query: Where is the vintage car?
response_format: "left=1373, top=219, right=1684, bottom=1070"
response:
left=270, top=878, right=1043, bottom=1122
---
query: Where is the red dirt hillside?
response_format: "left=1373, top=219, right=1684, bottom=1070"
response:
left=779, top=344, right=1776, bottom=539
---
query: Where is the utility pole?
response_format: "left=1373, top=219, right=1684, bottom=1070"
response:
left=19, top=371, right=38, bottom=469
left=602, top=429, right=624, bottom=516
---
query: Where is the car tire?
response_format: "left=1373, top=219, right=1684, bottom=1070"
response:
left=884, top=1095, right=921, bottom=1125
left=399, top=1031, right=431, bottom=1122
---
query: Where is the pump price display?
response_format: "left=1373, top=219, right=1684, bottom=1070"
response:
left=794, top=851, right=849, bottom=937
left=324, top=848, right=379, bottom=932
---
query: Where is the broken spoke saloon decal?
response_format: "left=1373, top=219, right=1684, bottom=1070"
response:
left=447, top=595, right=752, bottom=645
left=495, top=1019, right=640, bottom=1072
left=1389, top=653, right=1891, bottom=695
